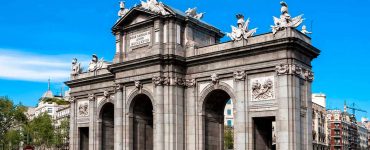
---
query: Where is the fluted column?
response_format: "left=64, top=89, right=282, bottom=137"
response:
left=68, top=97, right=76, bottom=150
left=233, top=71, right=247, bottom=150
left=88, top=94, right=95, bottom=150
left=115, top=84, right=124, bottom=150
left=153, top=77, right=164, bottom=150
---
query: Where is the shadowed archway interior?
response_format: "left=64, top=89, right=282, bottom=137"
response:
left=101, top=103, right=114, bottom=150
left=203, top=89, right=231, bottom=150
left=131, top=94, right=153, bottom=150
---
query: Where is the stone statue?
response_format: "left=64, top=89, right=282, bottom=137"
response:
left=140, top=0, right=169, bottom=15
left=118, top=1, right=129, bottom=18
left=71, top=58, right=81, bottom=76
left=226, top=14, right=257, bottom=41
left=185, top=7, right=205, bottom=20
left=88, top=54, right=106, bottom=73
left=301, top=25, right=312, bottom=34
left=271, top=1, right=304, bottom=34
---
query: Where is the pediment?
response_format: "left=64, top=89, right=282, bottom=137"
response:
left=113, top=8, right=161, bottom=31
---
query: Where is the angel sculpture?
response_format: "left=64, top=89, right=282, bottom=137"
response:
left=185, top=7, right=205, bottom=20
left=71, top=58, right=81, bottom=76
left=118, top=1, right=129, bottom=18
left=271, top=1, right=304, bottom=34
left=140, top=0, right=169, bottom=15
left=226, top=14, right=257, bottom=41
left=88, top=54, right=106, bottom=73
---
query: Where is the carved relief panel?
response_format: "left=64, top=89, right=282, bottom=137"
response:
left=78, top=101, right=89, bottom=117
left=250, top=76, right=275, bottom=101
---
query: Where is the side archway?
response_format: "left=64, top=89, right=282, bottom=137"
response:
left=99, top=102, right=115, bottom=150
left=199, top=83, right=237, bottom=150
left=127, top=92, right=154, bottom=150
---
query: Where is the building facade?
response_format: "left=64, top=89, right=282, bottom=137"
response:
left=65, top=1, right=319, bottom=150
left=357, top=122, right=368, bottom=150
left=312, top=94, right=329, bottom=150
left=223, top=100, right=234, bottom=127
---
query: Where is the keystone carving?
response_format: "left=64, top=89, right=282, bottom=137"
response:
left=135, top=81, right=143, bottom=89
left=276, top=64, right=314, bottom=81
left=211, top=73, right=219, bottom=85
left=233, top=71, right=246, bottom=81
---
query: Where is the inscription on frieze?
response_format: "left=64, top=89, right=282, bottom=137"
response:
left=129, top=30, right=151, bottom=47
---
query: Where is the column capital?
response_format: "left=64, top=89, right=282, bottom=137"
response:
left=115, top=83, right=123, bottom=91
left=233, top=70, right=246, bottom=81
left=68, top=97, right=76, bottom=103
left=276, top=64, right=314, bottom=82
left=88, top=93, right=95, bottom=101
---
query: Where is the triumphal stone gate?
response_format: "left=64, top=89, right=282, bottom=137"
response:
left=66, top=1, right=320, bottom=150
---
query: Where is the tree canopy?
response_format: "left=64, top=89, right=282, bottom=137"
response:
left=0, top=96, right=27, bottom=149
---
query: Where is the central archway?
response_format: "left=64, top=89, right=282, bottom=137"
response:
left=100, top=103, right=114, bottom=150
left=130, top=94, right=154, bottom=150
left=203, top=89, right=232, bottom=150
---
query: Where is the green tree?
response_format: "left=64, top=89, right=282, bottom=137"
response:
left=224, top=126, right=234, bottom=149
left=3, top=129, right=22, bottom=150
left=54, top=118, right=70, bottom=149
left=0, top=96, right=27, bottom=149
left=28, top=113, right=54, bottom=149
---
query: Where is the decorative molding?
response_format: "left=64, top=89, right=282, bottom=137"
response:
left=78, top=101, right=89, bottom=117
left=103, top=90, right=110, bottom=98
left=185, top=79, right=196, bottom=87
left=210, top=73, right=219, bottom=85
left=68, top=97, right=76, bottom=103
left=115, top=83, right=123, bottom=91
left=251, top=76, right=275, bottom=101
left=176, top=77, right=185, bottom=86
left=276, top=64, right=314, bottom=81
left=88, top=94, right=95, bottom=101
left=233, top=71, right=246, bottom=81
left=152, top=76, right=164, bottom=86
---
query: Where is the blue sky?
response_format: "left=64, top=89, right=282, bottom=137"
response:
left=0, top=0, right=369, bottom=119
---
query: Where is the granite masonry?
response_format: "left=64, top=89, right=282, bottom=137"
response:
left=65, top=1, right=320, bottom=150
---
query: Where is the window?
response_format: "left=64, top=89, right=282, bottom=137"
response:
left=227, top=120, right=232, bottom=126
left=227, top=109, right=232, bottom=115
left=48, top=108, right=53, bottom=113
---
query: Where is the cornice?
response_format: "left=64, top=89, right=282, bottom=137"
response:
left=186, top=37, right=319, bottom=67
left=64, top=73, right=115, bottom=88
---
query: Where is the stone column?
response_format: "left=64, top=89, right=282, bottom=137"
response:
left=153, top=82, right=164, bottom=150
left=163, top=78, right=184, bottom=150
left=305, top=80, right=313, bottom=150
left=88, top=94, right=95, bottom=150
left=185, top=79, right=196, bottom=150
left=115, top=85, right=124, bottom=150
left=233, top=71, right=247, bottom=150
left=68, top=97, right=76, bottom=150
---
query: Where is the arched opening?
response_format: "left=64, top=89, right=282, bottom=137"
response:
left=100, top=103, right=114, bottom=150
left=130, top=94, right=153, bottom=150
left=203, top=89, right=232, bottom=150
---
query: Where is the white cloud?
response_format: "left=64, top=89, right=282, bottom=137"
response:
left=0, top=48, right=90, bottom=82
